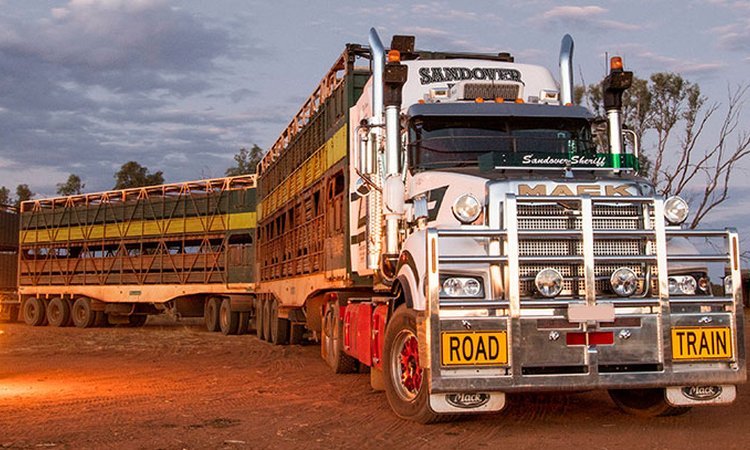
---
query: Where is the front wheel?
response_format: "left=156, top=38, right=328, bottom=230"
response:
left=609, top=389, right=691, bottom=417
left=383, top=305, right=442, bottom=424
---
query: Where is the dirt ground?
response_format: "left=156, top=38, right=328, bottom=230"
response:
left=1, top=315, right=749, bottom=450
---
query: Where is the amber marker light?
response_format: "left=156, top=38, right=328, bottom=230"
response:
left=495, top=97, right=504, bottom=103
left=610, top=56, right=623, bottom=70
left=515, top=98, right=524, bottom=104
left=387, top=49, right=400, bottom=63
left=475, top=97, right=485, bottom=103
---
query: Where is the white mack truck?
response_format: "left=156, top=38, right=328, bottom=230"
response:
left=256, top=29, right=745, bottom=423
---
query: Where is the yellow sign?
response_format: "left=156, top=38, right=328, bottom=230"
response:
left=441, top=331, right=508, bottom=366
left=671, top=327, right=732, bottom=361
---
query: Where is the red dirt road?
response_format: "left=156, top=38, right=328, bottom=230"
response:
left=1, top=316, right=749, bottom=449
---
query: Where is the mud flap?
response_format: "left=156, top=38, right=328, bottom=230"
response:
left=429, top=392, right=506, bottom=413
left=666, top=385, right=736, bottom=406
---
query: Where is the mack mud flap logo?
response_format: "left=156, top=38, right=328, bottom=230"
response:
left=446, top=393, right=491, bottom=409
left=682, top=386, right=722, bottom=401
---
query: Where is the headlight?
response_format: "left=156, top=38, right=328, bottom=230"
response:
left=610, top=267, right=638, bottom=297
left=668, top=275, right=697, bottom=296
left=535, top=268, right=563, bottom=298
left=441, top=276, right=483, bottom=298
left=452, top=194, right=482, bottom=224
left=664, top=196, right=689, bottom=225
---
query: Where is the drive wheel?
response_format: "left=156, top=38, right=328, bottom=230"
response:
left=71, top=297, right=96, bottom=328
left=255, top=298, right=266, bottom=340
left=321, top=301, right=357, bottom=373
left=219, top=297, right=239, bottom=335
left=383, top=305, right=442, bottom=424
left=23, top=297, right=47, bottom=327
left=609, top=389, right=691, bottom=417
left=46, top=297, right=70, bottom=327
left=204, top=297, right=220, bottom=332
left=269, top=300, right=290, bottom=345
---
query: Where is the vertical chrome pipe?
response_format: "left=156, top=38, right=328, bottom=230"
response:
left=559, top=34, right=574, bottom=105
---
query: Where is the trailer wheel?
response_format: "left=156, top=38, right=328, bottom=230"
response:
left=237, top=312, right=250, bottom=335
left=46, top=297, right=70, bottom=327
left=72, top=297, right=96, bottom=328
left=321, top=301, right=357, bottom=373
left=269, top=299, right=290, bottom=345
left=219, top=298, right=239, bottom=335
left=23, top=297, right=47, bottom=327
left=608, top=389, right=691, bottom=417
left=262, top=299, right=272, bottom=342
left=204, top=297, right=220, bottom=332
left=127, top=314, right=148, bottom=327
left=255, top=298, right=266, bottom=340
left=383, top=305, right=442, bottom=424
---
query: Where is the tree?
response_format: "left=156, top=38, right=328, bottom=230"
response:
left=578, top=73, right=750, bottom=228
left=0, top=186, right=9, bottom=206
left=14, top=184, right=34, bottom=208
left=57, top=174, right=85, bottom=196
left=113, top=161, right=164, bottom=189
left=225, top=144, right=264, bottom=176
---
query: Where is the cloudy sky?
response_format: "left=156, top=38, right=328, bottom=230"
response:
left=2, top=0, right=750, bottom=232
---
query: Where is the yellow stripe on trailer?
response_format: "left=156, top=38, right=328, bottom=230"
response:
left=20, top=212, right=257, bottom=244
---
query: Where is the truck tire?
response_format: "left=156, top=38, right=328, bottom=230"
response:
left=72, top=297, right=97, bottom=328
left=383, top=305, right=443, bottom=424
left=219, top=297, right=239, bottom=335
left=262, top=299, right=272, bottom=342
left=255, top=298, right=266, bottom=340
left=237, top=312, right=250, bottom=335
left=46, top=297, right=70, bottom=327
left=321, top=301, right=357, bottom=373
left=204, top=297, right=220, bottom=332
left=269, top=299, right=289, bottom=345
left=608, top=389, right=691, bottom=417
left=127, top=314, right=148, bottom=327
left=23, top=297, right=47, bottom=327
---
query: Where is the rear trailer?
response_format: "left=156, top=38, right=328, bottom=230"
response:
left=17, top=175, right=257, bottom=332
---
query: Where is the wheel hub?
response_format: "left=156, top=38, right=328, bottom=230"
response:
left=394, top=331, right=423, bottom=399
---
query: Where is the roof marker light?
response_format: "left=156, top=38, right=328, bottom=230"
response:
left=610, top=56, right=623, bottom=71
left=387, top=49, right=401, bottom=63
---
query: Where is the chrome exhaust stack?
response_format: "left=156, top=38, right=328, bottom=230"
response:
left=559, top=34, right=574, bottom=105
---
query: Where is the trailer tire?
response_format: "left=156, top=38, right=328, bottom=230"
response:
left=608, top=389, right=691, bottom=417
left=204, top=297, right=220, bottom=332
left=23, top=297, right=47, bottom=327
left=262, top=299, right=272, bottom=342
left=237, top=312, right=250, bottom=335
left=321, top=301, right=357, bottom=373
left=46, top=297, right=70, bottom=327
left=269, top=300, right=289, bottom=345
left=72, top=297, right=97, bottom=328
left=383, top=305, right=445, bottom=424
left=219, top=298, right=239, bottom=335
left=255, top=298, right=266, bottom=340
left=127, top=314, right=148, bottom=327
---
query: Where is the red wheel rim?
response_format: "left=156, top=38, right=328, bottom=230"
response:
left=392, top=330, right=423, bottom=400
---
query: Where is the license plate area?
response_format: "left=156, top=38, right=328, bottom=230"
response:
left=440, top=331, right=508, bottom=366
left=671, top=326, right=733, bottom=361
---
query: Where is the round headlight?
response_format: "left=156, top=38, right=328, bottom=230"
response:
left=724, top=276, right=733, bottom=296
left=442, top=277, right=483, bottom=297
left=610, top=267, right=638, bottom=297
left=452, top=194, right=482, bottom=224
left=535, top=268, right=563, bottom=298
left=668, top=275, right=697, bottom=296
left=664, top=196, right=689, bottom=225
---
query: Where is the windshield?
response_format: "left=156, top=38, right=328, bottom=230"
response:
left=408, top=116, right=601, bottom=171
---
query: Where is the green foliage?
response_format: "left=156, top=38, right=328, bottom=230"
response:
left=114, top=161, right=165, bottom=189
left=14, top=184, right=34, bottom=208
left=57, top=174, right=86, bottom=196
left=0, top=186, right=9, bottom=206
left=225, top=144, right=264, bottom=176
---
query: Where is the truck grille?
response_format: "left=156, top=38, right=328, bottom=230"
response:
left=517, top=201, right=655, bottom=299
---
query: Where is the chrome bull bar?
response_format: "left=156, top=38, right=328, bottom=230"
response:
left=423, top=194, right=746, bottom=393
